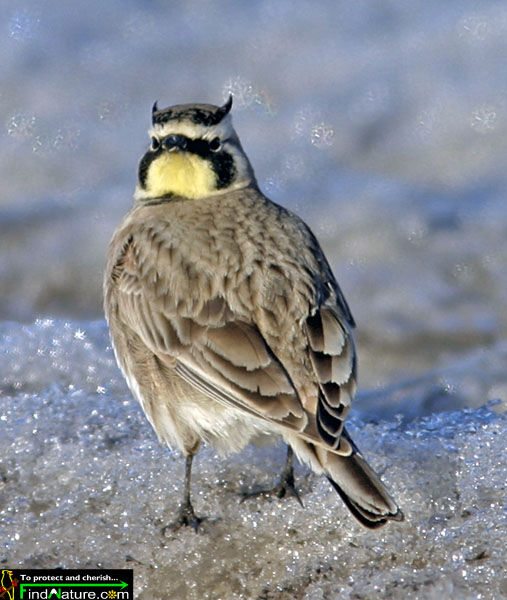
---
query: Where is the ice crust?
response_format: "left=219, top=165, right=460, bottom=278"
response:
left=1, top=320, right=505, bottom=599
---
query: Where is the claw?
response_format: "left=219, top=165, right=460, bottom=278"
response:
left=162, top=501, right=204, bottom=534
left=274, top=474, right=304, bottom=508
left=241, top=481, right=304, bottom=508
left=241, top=445, right=304, bottom=507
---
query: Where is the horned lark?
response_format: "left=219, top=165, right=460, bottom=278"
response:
left=104, top=96, right=403, bottom=530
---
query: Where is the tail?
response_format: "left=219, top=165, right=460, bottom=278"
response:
left=290, top=428, right=403, bottom=528
left=318, top=428, right=403, bottom=528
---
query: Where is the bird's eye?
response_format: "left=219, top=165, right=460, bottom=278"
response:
left=209, top=137, right=221, bottom=152
left=151, top=137, right=160, bottom=151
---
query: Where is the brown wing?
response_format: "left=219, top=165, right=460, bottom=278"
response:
left=108, top=233, right=307, bottom=434
left=107, top=219, right=356, bottom=452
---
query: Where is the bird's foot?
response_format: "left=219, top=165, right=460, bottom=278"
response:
left=162, top=501, right=204, bottom=534
left=241, top=472, right=304, bottom=508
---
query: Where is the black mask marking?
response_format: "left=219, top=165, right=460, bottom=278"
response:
left=138, top=135, right=236, bottom=190
left=138, top=146, right=163, bottom=189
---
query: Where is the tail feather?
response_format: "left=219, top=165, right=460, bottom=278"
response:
left=287, top=427, right=402, bottom=529
left=315, top=429, right=403, bottom=528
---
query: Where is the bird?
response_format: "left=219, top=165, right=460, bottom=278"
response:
left=104, top=95, right=403, bottom=531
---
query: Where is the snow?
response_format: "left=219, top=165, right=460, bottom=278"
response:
left=1, top=0, right=507, bottom=598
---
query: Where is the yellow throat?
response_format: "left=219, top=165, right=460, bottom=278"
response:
left=145, top=151, right=216, bottom=199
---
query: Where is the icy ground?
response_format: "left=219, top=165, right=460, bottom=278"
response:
left=1, top=320, right=506, bottom=600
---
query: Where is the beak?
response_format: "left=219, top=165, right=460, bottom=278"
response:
left=162, top=134, right=188, bottom=152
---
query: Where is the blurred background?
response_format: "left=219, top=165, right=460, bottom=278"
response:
left=2, top=0, right=507, bottom=396
left=2, top=4, right=506, bottom=595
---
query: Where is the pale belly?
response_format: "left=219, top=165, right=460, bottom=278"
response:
left=122, top=358, right=278, bottom=456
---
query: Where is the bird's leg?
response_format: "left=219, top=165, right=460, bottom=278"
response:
left=178, top=453, right=203, bottom=529
left=163, top=451, right=203, bottom=533
left=242, top=445, right=303, bottom=507
left=274, top=446, right=303, bottom=505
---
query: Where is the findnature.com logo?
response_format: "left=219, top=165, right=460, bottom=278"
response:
left=1, top=569, right=133, bottom=600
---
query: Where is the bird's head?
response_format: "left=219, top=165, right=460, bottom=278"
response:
left=135, top=96, right=255, bottom=201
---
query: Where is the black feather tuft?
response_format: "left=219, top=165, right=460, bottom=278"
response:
left=152, top=101, right=159, bottom=125
left=217, top=94, right=233, bottom=120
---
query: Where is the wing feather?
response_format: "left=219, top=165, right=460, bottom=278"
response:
left=107, top=220, right=358, bottom=453
left=205, top=321, right=272, bottom=370
left=306, top=307, right=357, bottom=448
